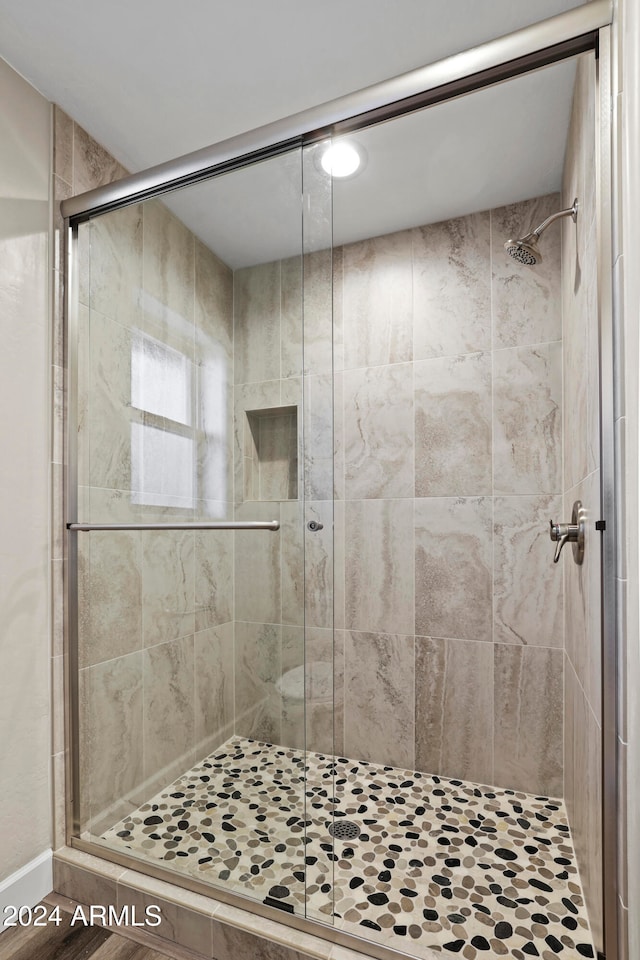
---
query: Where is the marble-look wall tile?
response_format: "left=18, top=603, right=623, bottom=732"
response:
left=234, top=261, right=281, bottom=385
left=302, top=248, right=333, bottom=377
left=493, top=495, right=563, bottom=647
left=280, top=626, right=341, bottom=755
left=280, top=499, right=304, bottom=626
left=334, top=500, right=345, bottom=631
left=143, top=636, right=195, bottom=783
left=197, top=375, right=233, bottom=505
left=345, top=499, right=414, bottom=636
left=564, top=470, right=601, bottom=718
left=52, top=559, right=64, bottom=660
left=493, top=644, right=563, bottom=796
left=491, top=194, right=562, bottom=349
left=309, top=627, right=343, bottom=757
left=415, top=636, right=493, bottom=785
left=304, top=373, right=333, bottom=501
left=256, top=412, right=298, bottom=501
left=562, top=214, right=590, bottom=491
left=415, top=497, right=492, bottom=643
left=53, top=105, right=73, bottom=185
left=73, top=122, right=127, bottom=195
left=234, top=379, right=281, bottom=503
left=52, top=751, right=66, bottom=851
left=415, top=351, right=491, bottom=497
left=493, top=341, right=562, bottom=495
left=82, top=205, right=143, bottom=328
left=343, top=362, right=413, bottom=500
left=280, top=254, right=303, bottom=379
left=142, top=531, right=195, bottom=646
left=142, top=200, right=195, bottom=356
left=413, top=211, right=491, bottom=361
left=54, top=176, right=73, bottom=280
left=234, top=501, right=281, bottom=623
left=86, top=310, right=134, bottom=490
left=344, top=631, right=414, bottom=769
left=195, top=238, right=233, bottom=364
left=194, top=528, right=233, bottom=631
left=211, top=906, right=320, bottom=960
left=194, top=622, right=234, bottom=756
left=79, top=652, right=143, bottom=831
left=279, top=631, right=307, bottom=751
left=332, top=246, right=344, bottom=375
left=304, top=501, right=334, bottom=629
left=118, top=881, right=214, bottom=956
left=563, top=652, right=576, bottom=820
left=52, top=656, right=64, bottom=763
left=78, top=529, right=142, bottom=667
left=52, top=362, right=65, bottom=468
left=342, top=230, right=413, bottom=370
left=333, top=370, right=344, bottom=502
left=54, top=857, right=121, bottom=911
left=567, top=661, right=603, bottom=947
left=234, top=621, right=282, bottom=743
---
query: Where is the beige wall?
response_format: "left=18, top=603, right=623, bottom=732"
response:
left=0, top=59, right=51, bottom=883
left=560, top=52, right=603, bottom=953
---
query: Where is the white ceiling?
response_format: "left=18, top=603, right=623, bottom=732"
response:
left=167, top=58, right=577, bottom=268
left=0, top=0, right=585, bottom=267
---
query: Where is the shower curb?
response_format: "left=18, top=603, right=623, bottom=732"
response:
left=52, top=846, right=434, bottom=960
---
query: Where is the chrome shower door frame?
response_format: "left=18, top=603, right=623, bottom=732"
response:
left=62, top=4, right=620, bottom=959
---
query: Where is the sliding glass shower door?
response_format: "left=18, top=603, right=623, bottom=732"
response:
left=70, top=142, right=337, bottom=921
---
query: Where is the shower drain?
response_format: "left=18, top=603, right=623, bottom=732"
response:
left=328, top=820, right=360, bottom=841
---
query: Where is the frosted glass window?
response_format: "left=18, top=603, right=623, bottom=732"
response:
left=131, top=423, right=194, bottom=507
left=131, top=332, right=191, bottom=425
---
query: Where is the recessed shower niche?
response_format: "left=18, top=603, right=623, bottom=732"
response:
left=244, top=405, right=298, bottom=501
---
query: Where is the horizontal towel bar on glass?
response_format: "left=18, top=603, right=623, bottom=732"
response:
left=67, top=521, right=280, bottom=532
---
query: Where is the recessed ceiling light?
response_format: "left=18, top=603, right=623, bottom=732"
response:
left=319, top=140, right=365, bottom=178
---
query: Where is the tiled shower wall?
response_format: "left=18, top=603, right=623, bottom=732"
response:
left=75, top=196, right=236, bottom=830
left=54, top=108, right=567, bottom=838
left=334, top=195, right=565, bottom=797
left=229, top=250, right=337, bottom=754
left=561, top=53, right=603, bottom=948
left=52, top=111, right=237, bottom=832
left=234, top=195, right=566, bottom=798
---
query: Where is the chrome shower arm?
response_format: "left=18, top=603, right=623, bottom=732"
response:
left=532, top=198, right=579, bottom=237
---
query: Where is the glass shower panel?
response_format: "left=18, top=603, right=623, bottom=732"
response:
left=318, top=55, right=598, bottom=960
left=72, top=144, right=334, bottom=921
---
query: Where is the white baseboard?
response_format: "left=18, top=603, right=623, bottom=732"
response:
left=0, top=850, right=52, bottom=929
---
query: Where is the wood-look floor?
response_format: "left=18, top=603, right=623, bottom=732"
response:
left=0, top=896, right=191, bottom=960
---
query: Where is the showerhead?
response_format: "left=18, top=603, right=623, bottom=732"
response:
left=504, top=234, right=542, bottom=266
left=504, top=198, right=578, bottom=267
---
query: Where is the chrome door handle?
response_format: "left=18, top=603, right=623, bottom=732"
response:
left=549, top=500, right=585, bottom=565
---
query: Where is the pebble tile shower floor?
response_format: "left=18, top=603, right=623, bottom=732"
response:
left=101, top=737, right=595, bottom=960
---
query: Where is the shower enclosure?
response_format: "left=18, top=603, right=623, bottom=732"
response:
left=60, top=6, right=617, bottom=960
